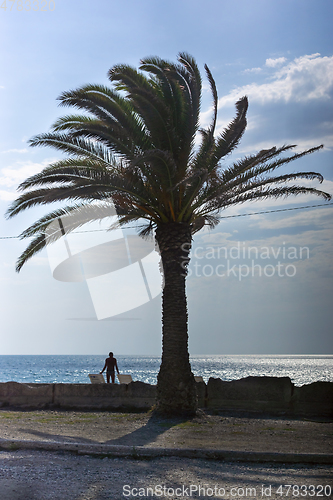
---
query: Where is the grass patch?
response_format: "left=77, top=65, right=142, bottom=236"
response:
left=0, top=411, right=100, bottom=424
left=0, top=410, right=145, bottom=425
left=8, top=443, right=20, bottom=450
left=0, top=412, right=24, bottom=420
left=109, top=414, right=144, bottom=423
left=158, top=422, right=174, bottom=428
left=35, top=414, right=99, bottom=424
left=175, top=421, right=200, bottom=429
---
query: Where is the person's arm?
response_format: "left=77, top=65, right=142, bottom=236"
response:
left=100, top=360, right=107, bottom=374
left=115, top=359, right=119, bottom=374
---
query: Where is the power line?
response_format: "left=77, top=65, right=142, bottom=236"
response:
left=218, top=202, right=333, bottom=219
left=1, top=202, right=332, bottom=240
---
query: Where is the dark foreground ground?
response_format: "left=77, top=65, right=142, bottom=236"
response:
left=1, top=450, right=332, bottom=500
left=0, top=409, right=332, bottom=499
left=0, top=409, right=332, bottom=454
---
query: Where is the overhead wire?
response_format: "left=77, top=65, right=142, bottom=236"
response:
left=0, top=202, right=332, bottom=240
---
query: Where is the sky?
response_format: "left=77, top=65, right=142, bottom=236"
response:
left=0, top=0, right=332, bottom=355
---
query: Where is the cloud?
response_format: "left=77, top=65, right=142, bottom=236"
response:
left=252, top=205, right=333, bottom=231
left=1, top=148, right=29, bottom=154
left=193, top=216, right=333, bottom=297
left=237, top=135, right=333, bottom=155
left=265, top=57, right=287, bottom=67
left=194, top=203, right=333, bottom=288
left=219, top=54, right=333, bottom=107
left=0, top=190, right=19, bottom=202
left=243, top=57, right=287, bottom=74
left=243, top=67, right=262, bottom=74
left=0, top=159, right=54, bottom=201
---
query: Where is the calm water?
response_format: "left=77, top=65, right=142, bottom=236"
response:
left=0, top=355, right=332, bottom=387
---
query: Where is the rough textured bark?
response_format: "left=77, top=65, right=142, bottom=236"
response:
left=155, top=222, right=197, bottom=415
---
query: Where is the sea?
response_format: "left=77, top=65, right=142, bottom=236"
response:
left=0, top=355, right=332, bottom=387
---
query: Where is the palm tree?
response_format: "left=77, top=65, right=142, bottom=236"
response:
left=7, top=53, right=331, bottom=415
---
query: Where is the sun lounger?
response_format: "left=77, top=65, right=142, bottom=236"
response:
left=88, top=374, right=106, bottom=384
left=117, top=374, right=133, bottom=384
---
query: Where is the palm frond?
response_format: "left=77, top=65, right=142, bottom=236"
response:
left=19, top=202, right=116, bottom=239
left=58, top=85, right=152, bottom=152
left=17, top=158, right=115, bottom=192
left=29, top=133, right=114, bottom=164
left=209, top=96, right=248, bottom=169
left=15, top=233, right=46, bottom=272
left=204, top=64, right=218, bottom=135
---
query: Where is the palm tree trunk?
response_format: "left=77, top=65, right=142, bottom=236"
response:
left=155, top=222, right=197, bottom=415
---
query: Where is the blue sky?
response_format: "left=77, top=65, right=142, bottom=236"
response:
left=0, top=0, right=332, bottom=355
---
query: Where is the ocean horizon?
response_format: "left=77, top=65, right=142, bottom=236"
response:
left=0, top=354, right=332, bottom=387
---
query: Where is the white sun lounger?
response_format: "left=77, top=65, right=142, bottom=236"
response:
left=117, top=374, right=133, bottom=384
left=88, top=374, right=106, bottom=384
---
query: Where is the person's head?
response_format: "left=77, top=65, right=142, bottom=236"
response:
left=109, top=352, right=113, bottom=357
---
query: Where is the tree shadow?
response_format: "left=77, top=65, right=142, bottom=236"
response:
left=16, top=413, right=190, bottom=447
left=17, top=427, right=95, bottom=444
left=104, top=414, right=185, bottom=446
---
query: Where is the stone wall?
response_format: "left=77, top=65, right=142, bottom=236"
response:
left=0, top=382, right=54, bottom=408
left=206, top=376, right=293, bottom=413
left=206, top=376, right=333, bottom=417
left=290, top=381, right=333, bottom=417
left=0, top=377, right=332, bottom=417
left=0, top=381, right=156, bottom=411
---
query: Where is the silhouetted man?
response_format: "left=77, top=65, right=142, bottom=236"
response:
left=100, top=352, right=119, bottom=383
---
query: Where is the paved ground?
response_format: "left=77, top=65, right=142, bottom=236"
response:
left=0, top=409, right=332, bottom=455
left=1, top=450, right=332, bottom=500
left=0, top=409, right=332, bottom=499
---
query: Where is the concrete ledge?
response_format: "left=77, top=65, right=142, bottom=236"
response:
left=53, top=381, right=156, bottom=410
left=195, top=380, right=206, bottom=408
left=0, top=381, right=156, bottom=411
left=1, top=377, right=332, bottom=417
left=291, top=381, right=333, bottom=417
left=206, top=376, right=293, bottom=413
left=206, top=376, right=333, bottom=417
left=0, top=439, right=332, bottom=464
left=0, top=382, right=54, bottom=408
